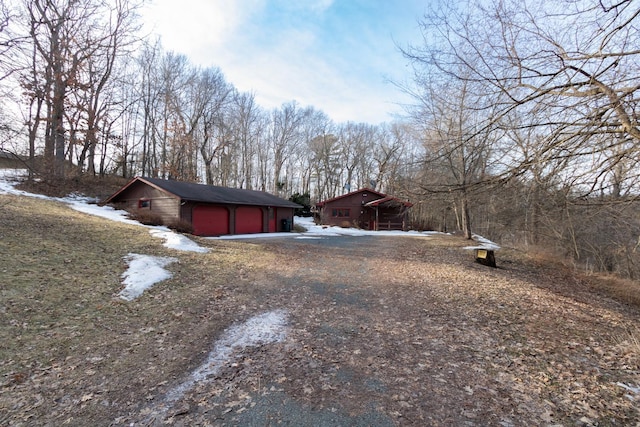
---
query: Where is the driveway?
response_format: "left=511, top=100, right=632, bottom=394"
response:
left=130, top=233, right=639, bottom=426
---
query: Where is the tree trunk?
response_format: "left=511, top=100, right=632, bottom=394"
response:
left=52, top=81, right=66, bottom=178
left=461, top=193, right=472, bottom=239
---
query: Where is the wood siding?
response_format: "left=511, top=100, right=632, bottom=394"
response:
left=375, top=207, right=407, bottom=231
left=275, top=208, right=295, bottom=231
left=317, top=189, right=410, bottom=231
left=109, top=181, right=180, bottom=223
left=319, top=190, right=379, bottom=228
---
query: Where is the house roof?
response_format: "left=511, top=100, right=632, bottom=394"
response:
left=315, top=188, right=387, bottom=207
left=365, top=196, right=413, bottom=208
left=0, top=150, right=20, bottom=160
left=104, top=177, right=302, bottom=208
left=315, top=188, right=412, bottom=208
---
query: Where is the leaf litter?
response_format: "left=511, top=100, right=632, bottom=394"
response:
left=1, top=170, right=639, bottom=426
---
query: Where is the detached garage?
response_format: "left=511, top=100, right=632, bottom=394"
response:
left=103, top=177, right=301, bottom=236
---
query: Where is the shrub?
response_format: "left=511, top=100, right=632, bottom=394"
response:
left=168, top=218, right=194, bottom=234
left=289, top=192, right=312, bottom=216
left=292, top=223, right=307, bottom=233
left=129, top=209, right=164, bottom=226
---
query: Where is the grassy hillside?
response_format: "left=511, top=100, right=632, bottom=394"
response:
left=0, top=193, right=269, bottom=424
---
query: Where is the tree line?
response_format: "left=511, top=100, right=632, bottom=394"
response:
left=0, top=0, right=417, bottom=204
left=402, top=0, right=640, bottom=277
left=0, top=0, right=638, bottom=279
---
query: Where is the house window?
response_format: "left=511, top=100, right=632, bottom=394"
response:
left=138, top=198, right=151, bottom=209
left=331, top=208, right=350, bottom=217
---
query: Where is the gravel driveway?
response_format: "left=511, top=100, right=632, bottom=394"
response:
left=134, top=233, right=640, bottom=426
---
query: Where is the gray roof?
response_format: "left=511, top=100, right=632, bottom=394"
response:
left=0, top=150, right=22, bottom=160
left=113, top=177, right=302, bottom=208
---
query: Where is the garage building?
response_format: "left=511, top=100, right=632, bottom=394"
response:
left=104, top=177, right=301, bottom=236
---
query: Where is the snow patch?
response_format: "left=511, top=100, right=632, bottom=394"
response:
left=150, top=310, right=289, bottom=418
left=617, top=382, right=640, bottom=401
left=0, top=170, right=209, bottom=253
left=149, top=227, right=209, bottom=253
left=119, top=253, right=177, bottom=301
left=0, top=171, right=491, bottom=249
left=68, top=200, right=142, bottom=227
left=464, top=234, right=501, bottom=251
left=209, top=215, right=444, bottom=240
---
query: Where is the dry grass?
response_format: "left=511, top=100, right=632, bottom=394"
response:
left=2, top=192, right=640, bottom=426
left=0, top=193, right=269, bottom=425
left=127, top=208, right=164, bottom=226
left=506, top=244, right=640, bottom=308
left=0, top=195, right=167, bottom=374
left=586, top=274, right=640, bottom=307
left=16, top=174, right=128, bottom=200
left=167, top=217, right=194, bottom=234
left=292, top=223, right=307, bottom=233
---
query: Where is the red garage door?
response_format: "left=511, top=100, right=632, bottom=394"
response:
left=192, top=205, right=229, bottom=236
left=236, top=206, right=263, bottom=234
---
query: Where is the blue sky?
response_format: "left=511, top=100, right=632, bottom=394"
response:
left=142, top=0, right=428, bottom=124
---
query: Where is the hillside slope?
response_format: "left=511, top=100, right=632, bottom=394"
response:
left=1, top=192, right=639, bottom=426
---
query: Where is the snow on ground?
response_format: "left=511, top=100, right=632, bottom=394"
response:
left=464, top=234, right=502, bottom=251
left=0, top=169, right=457, bottom=245
left=2, top=171, right=292, bottom=408
left=0, top=169, right=206, bottom=301
left=0, top=169, right=208, bottom=253
left=146, top=310, right=289, bottom=419
left=213, top=215, right=444, bottom=240
left=0, top=169, right=498, bottom=300
left=119, top=253, right=177, bottom=301
left=149, top=227, right=210, bottom=253
left=617, top=382, right=640, bottom=402
left=0, top=169, right=56, bottom=201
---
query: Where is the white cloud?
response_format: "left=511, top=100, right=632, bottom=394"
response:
left=276, top=0, right=334, bottom=14
left=141, top=0, right=420, bottom=124
left=143, top=0, right=263, bottom=51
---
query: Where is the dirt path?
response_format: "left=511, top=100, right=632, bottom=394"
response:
left=128, top=234, right=640, bottom=426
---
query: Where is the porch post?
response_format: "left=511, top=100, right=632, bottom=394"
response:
left=375, top=206, right=379, bottom=231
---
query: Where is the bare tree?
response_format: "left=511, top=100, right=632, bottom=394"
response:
left=402, top=0, right=640, bottom=270
left=133, top=39, right=163, bottom=177
left=297, top=108, right=332, bottom=197
left=270, top=101, right=310, bottom=195
left=74, top=0, right=141, bottom=176
left=155, top=51, right=193, bottom=179
left=337, top=122, right=372, bottom=192
left=406, top=0, right=640, bottom=192
left=197, top=67, right=233, bottom=184
left=406, top=70, right=494, bottom=238
left=229, top=91, right=264, bottom=190
left=15, top=0, right=142, bottom=179
left=308, top=132, right=341, bottom=201
left=0, top=0, right=20, bottom=81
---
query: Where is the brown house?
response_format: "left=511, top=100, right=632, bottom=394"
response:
left=315, top=188, right=412, bottom=231
left=104, top=177, right=301, bottom=236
